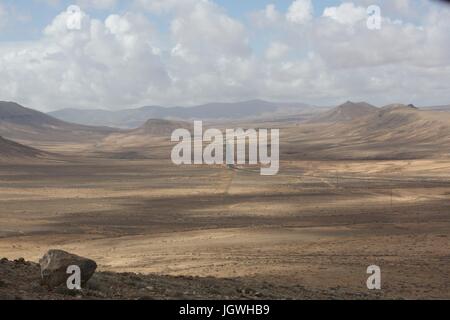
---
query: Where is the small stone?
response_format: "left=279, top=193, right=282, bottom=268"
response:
left=16, top=258, right=26, bottom=264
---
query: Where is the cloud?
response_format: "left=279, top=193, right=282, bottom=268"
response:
left=169, top=1, right=250, bottom=61
left=323, top=2, right=367, bottom=25
left=250, top=4, right=281, bottom=28
left=0, top=8, right=169, bottom=110
left=266, top=42, right=290, bottom=60
left=286, top=0, right=314, bottom=24
left=264, top=4, right=280, bottom=22
left=0, top=0, right=450, bottom=110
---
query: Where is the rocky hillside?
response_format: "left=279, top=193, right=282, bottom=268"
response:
left=283, top=104, right=450, bottom=160
left=310, top=101, right=378, bottom=123
left=0, top=257, right=373, bottom=300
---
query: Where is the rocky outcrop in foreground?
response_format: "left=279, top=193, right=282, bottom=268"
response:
left=39, top=250, right=97, bottom=288
left=0, top=255, right=375, bottom=300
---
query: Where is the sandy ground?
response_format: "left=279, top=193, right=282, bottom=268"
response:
left=0, top=158, right=449, bottom=299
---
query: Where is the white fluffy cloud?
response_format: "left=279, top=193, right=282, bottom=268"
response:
left=0, top=0, right=450, bottom=111
left=323, top=2, right=367, bottom=25
left=0, top=9, right=168, bottom=110
left=264, top=4, right=280, bottom=22
left=169, top=1, right=250, bottom=60
left=250, top=4, right=281, bottom=28
left=266, top=42, right=290, bottom=60
left=286, top=0, right=314, bottom=24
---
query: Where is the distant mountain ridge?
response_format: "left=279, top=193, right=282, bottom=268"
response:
left=0, top=101, right=118, bottom=143
left=423, top=104, right=450, bottom=112
left=48, top=100, right=315, bottom=128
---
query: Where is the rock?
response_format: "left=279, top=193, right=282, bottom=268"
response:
left=15, top=258, right=25, bottom=264
left=54, top=286, right=83, bottom=296
left=39, top=250, right=97, bottom=288
left=31, top=283, right=45, bottom=294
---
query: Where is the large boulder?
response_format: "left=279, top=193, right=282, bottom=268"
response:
left=39, top=250, right=97, bottom=288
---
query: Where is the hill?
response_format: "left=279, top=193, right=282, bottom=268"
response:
left=310, top=101, right=379, bottom=123
left=283, top=104, right=450, bottom=160
left=346, top=104, right=445, bottom=138
left=0, top=136, right=44, bottom=159
left=0, top=101, right=118, bottom=144
left=94, top=119, right=192, bottom=159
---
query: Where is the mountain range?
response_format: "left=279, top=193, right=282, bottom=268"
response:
left=48, top=100, right=317, bottom=128
left=283, top=102, right=450, bottom=160
left=2, top=99, right=450, bottom=161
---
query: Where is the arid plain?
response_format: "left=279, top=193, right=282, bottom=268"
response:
left=1, top=101, right=449, bottom=299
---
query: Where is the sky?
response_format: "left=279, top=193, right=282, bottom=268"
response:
left=0, top=0, right=449, bottom=111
